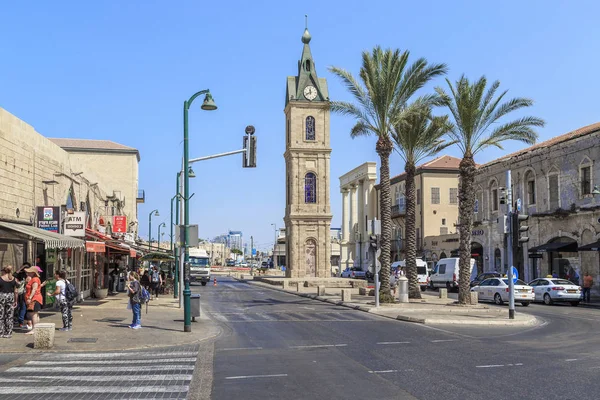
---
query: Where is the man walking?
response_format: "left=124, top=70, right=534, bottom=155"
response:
left=583, top=272, right=594, bottom=303
left=151, top=265, right=162, bottom=300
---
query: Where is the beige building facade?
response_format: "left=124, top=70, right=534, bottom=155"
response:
left=283, top=28, right=332, bottom=278
left=339, top=162, right=377, bottom=271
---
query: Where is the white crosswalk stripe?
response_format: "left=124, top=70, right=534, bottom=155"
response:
left=209, top=311, right=373, bottom=323
left=0, top=347, right=198, bottom=399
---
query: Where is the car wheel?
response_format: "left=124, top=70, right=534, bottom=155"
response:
left=543, top=293, right=553, bottom=305
left=420, top=286, right=426, bottom=292
left=494, top=293, right=504, bottom=305
left=521, top=302, right=530, bottom=307
left=446, top=282, right=452, bottom=292
left=201, top=282, right=207, bottom=286
left=570, top=301, right=580, bottom=307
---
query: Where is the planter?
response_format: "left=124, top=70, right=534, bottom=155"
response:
left=95, top=288, right=108, bottom=299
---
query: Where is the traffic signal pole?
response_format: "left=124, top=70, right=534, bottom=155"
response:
left=506, top=170, right=515, bottom=319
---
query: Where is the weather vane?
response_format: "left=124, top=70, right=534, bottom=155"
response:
left=305, top=14, right=308, bottom=29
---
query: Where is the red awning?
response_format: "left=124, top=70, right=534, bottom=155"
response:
left=86, top=241, right=106, bottom=253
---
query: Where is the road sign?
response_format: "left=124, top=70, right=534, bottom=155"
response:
left=528, top=253, right=543, bottom=259
left=511, top=266, right=519, bottom=283
left=516, top=198, right=522, bottom=212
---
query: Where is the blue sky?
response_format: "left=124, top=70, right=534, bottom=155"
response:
left=1, top=1, right=599, bottom=251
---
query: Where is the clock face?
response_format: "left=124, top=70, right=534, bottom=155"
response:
left=304, top=85, right=317, bottom=101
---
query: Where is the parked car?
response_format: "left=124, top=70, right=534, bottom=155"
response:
left=470, top=272, right=502, bottom=288
left=528, top=278, right=582, bottom=306
left=429, top=257, right=476, bottom=291
left=391, top=260, right=430, bottom=291
left=471, top=278, right=534, bottom=306
left=341, top=267, right=366, bottom=279
left=240, top=262, right=248, bottom=267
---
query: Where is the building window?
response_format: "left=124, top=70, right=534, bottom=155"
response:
left=548, top=173, right=559, bottom=210
left=442, top=218, right=446, bottom=225
left=491, top=188, right=498, bottom=211
left=287, top=119, right=291, bottom=145
left=398, top=196, right=406, bottom=212
left=449, top=188, right=458, bottom=205
left=305, top=60, right=311, bottom=72
left=416, top=189, right=421, bottom=205
left=305, top=116, right=315, bottom=141
left=440, top=227, right=448, bottom=235
left=304, top=173, right=317, bottom=203
left=581, top=166, right=591, bottom=196
left=431, top=187, right=440, bottom=204
left=525, top=171, right=536, bottom=205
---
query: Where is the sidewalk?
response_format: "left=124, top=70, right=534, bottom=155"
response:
left=0, top=293, right=220, bottom=353
left=242, top=278, right=539, bottom=326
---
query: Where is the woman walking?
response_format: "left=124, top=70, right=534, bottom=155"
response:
left=0, top=266, right=18, bottom=338
left=24, top=266, right=43, bottom=335
left=127, top=272, right=142, bottom=329
left=51, top=271, right=72, bottom=331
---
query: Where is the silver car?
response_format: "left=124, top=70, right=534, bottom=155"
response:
left=528, top=278, right=581, bottom=306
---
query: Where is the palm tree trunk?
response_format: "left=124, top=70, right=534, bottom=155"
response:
left=457, top=153, right=477, bottom=304
left=404, top=162, right=421, bottom=299
left=377, top=136, right=393, bottom=296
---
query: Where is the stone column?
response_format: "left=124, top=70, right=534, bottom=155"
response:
left=349, top=184, right=358, bottom=266
left=341, top=188, right=350, bottom=242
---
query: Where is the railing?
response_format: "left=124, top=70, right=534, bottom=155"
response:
left=391, top=204, right=406, bottom=218
left=136, top=190, right=145, bottom=203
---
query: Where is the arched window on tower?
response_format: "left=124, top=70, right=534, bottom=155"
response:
left=305, top=60, right=311, bottom=72
left=305, top=116, right=315, bottom=141
left=304, top=172, right=317, bottom=203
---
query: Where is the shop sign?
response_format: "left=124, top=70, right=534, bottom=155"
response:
left=130, top=249, right=137, bottom=257
left=64, top=212, right=86, bottom=237
left=123, top=233, right=135, bottom=244
left=86, top=241, right=106, bottom=253
left=113, top=216, right=127, bottom=233
left=37, top=206, right=60, bottom=233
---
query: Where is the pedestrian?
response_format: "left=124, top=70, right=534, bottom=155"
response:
left=151, top=266, right=162, bottom=299
left=14, top=263, right=30, bottom=329
left=390, top=270, right=398, bottom=296
left=159, top=270, right=166, bottom=295
left=127, top=271, right=142, bottom=329
left=50, top=271, right=72, bottom=331
left=140, top=271, right=150, bottom=293
left=0, top=266, right=18, bottom=338
left=583, top=272, right=594, bottom=303
left=24, top=266, right=43, bottom=335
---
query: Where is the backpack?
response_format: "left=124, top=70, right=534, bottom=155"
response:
left=140, top=287, right=151, bottom=303
left=65, top=280, right=79, bottom=304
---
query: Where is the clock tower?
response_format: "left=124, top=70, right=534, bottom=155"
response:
left=283, top=26, right=332, bottom=278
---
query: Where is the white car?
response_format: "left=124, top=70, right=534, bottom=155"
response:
left=471, top=278, right=534, bottom=306
left=528, top=278, right=581, bottom=306
left=341, top=267, right=366, bottom=279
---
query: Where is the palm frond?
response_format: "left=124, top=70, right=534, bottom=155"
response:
left=473, top=117, right=543, bottom=154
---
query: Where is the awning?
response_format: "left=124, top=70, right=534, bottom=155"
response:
left=0, top=221, right=85, bottom=249
left=528, top=241, right=579, bottom=253
left=86, top=241, right=106, bottom=253
left=578, top=240, right=600, bottom=251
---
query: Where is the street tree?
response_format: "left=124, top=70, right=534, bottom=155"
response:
left=391, top=105, right=454, bottom=298
left=435, top=75, right=544, bottom=304
left=329, top=47, right=447, bottom=297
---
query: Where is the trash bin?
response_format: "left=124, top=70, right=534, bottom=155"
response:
left=190, top=294, right=201, bottom=321
left=397, top=276, right=408, bottom=303
left=117, top=277, right=125, bottom=292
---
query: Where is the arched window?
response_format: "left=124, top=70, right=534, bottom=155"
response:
left=287, top=119, right=291, bottom=145
left=305, top=116, right=315, bottom=141
left=304, top=172, right=317, bottom=203
left=305, top=60, right=311, bottom=72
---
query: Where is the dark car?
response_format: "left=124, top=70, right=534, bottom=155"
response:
left=470, top=272, right=501, bottom=287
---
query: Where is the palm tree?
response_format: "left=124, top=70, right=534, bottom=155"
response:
left=436, top=75, right=545, bottom=304
left=329, top=47, right=447, bottom=297
left=391, top=105, right=454, bottom=298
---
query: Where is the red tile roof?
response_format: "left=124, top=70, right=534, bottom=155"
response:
left=389, top=155, right=461, bottom=183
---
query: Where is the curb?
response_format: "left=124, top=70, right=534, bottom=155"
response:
left=240, top=278, right=540, bottom=327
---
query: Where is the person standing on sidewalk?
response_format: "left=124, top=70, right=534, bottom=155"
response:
left=151, top=266, right=162, bottom=300
left=14, top=263, right=29, bottom=329
left=127, top=272, right=142, bottom=329
left=51, top=271, right=72, bottom=331
left=0, top=266, right=18, bottom=338
left=24, top=266, right=43, bottom=335
left=583, top=272, right=594, bottom=303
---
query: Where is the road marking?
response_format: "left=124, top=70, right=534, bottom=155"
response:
left=0, top=374, right=193, bottom=383
left=476, top=363, right=523, bottom=368
left=8, top=365, right=194, bottom=373
left=37, top=351, right=198, bottom=360
left=27, top=358, right=197, bottom=365
left=302, top=306, right=315, bottom=310
left=431, top=339, right=457, bottom=343
left=377, top=341, right=411, bottom=345
left=368, top=370, right=398, bottom=374
left=565, top=359, right=578, bottom=362
left=225, top=374, right=288, bottom=380
left=219, top=347, right=263, bottom=351
left=0, top=386, right=189, bottom=395
left=290, top=344, right=347, bottom=349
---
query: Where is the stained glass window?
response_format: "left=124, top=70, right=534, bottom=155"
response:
left=305, top=173, right=317, bottom=203
left=305, top=116, right=315, bottom=141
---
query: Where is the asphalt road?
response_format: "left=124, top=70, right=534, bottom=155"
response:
left=200, top=277, right=600, bottom=400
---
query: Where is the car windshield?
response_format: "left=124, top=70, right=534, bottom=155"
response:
left=551, top=279, right=574, bottom=285
left=190, top=257, right=210, bottom=267
left=417, top=267, right=427, bottom=275
left=502, top=279, right=528, bottom=286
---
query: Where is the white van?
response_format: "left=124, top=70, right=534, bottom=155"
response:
left=391, top=259, right=429, bottom=292
left=429, top=257, right=476, bottom=291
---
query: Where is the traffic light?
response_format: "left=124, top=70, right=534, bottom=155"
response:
left=369, top=235, right=379, bottom=250
left=512, top=212, right=529, bottom=247
left=242, top=125, right=257, bottom=168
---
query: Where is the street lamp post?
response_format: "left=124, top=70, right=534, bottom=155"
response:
left=171, top=178, right=180, bottom=298
left=271, top=223, right=277, bottom=269
left=157, top=222, right=166, bottom=250
left=182, top=89, right=217, bottom=333
left=148, top=209, right=159, bottom=250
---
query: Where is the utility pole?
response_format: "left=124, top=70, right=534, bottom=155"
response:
left=250, top=236, right=254, bottom=263
left=506, top=170, right=515, bottom=319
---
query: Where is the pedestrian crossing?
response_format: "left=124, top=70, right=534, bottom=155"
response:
left=0, top=346, right=199, bottom=399
left=210, top=310, right=374, bottom=323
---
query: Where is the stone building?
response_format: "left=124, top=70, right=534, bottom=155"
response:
left=471, top=122, right=600, bottom=289
left=283, top=27, right=332, bottom=278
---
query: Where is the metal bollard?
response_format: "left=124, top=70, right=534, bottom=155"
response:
left=397, top=276, right=408, bottom=303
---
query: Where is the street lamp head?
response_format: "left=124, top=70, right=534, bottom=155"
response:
left=188, top=166, right=196, bottom=178
left=154, top=210, right=160, bottom=217
left=159, top=222, right=166, bottom=228
left=201, top=93, right=217, bottom=111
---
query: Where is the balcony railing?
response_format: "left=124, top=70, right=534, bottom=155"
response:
left=391, top=204, right=406, bottom=218
left=136, top=190, right=145, bottom=204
